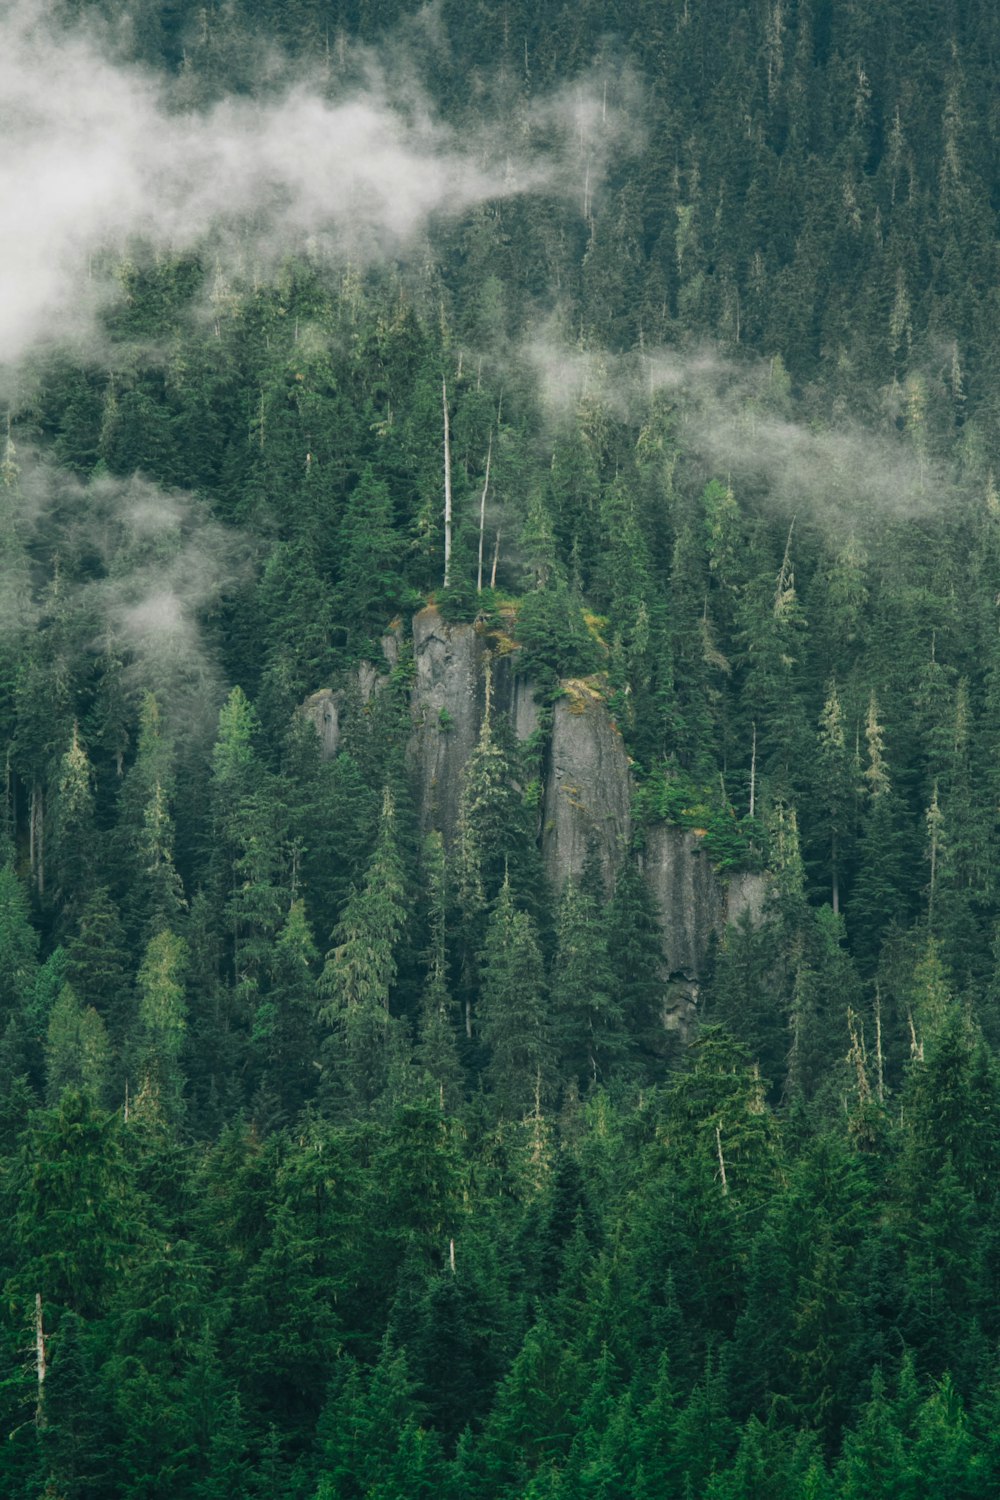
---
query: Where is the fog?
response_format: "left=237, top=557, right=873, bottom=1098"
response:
left=0, top=0, right=629, bottom=372
left=10, top=458, right=246, bottom=731
left=524, top=332, right=970, bottom=528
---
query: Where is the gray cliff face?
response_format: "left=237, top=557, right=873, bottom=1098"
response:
left=407, top=608, right=544, bottom=844
left=409, top=607, right=487, bottom=844
left=641, top=829, right=771, bottom=1039
left=507, top=672, right=542, bottom=744
left=302, top=688, right=342, bottom=759
left=405, top=613, right=630, bottom=889
left=726, top=868, right=771, bottom=928
left=642, top=826, right=724, bottom=980
left=302, top=632, right=398, bottom=762
left=543, top=686, right=631, bottom=892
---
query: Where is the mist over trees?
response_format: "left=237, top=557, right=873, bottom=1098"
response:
left=3, top=0, right=1000, bottom=1495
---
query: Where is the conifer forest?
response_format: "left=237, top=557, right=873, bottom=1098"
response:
left=8, top=0, right=1000, bottom=1493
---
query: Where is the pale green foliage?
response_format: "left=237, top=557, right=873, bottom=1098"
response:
left=318, top=787, right=406, bottom=1025
left=317, top=787, right=408, bottom=1106
left=45, top=983, right=111, bottom=1104
left=137, top=929, right=188, bottom=1062
left=864, top=693, right=890, bottom=799
left=134, top=928, right=188, bottom=1114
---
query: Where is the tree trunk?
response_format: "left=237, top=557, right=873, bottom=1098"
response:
left=35, top=1293, right=46, bottom=1428
left=749, top=723, right=757, bottom=819
left=30, top=783, right=44, bottom=896
left=442, top=378, right=452, bottom=588
left=715, top=1124, right=728, bottom=1194
left=477, top=431, right=493, bottom=593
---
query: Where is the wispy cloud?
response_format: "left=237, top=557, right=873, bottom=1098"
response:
left=524, top=330, right=968, bottom=525
left=0, top=1, right=632, bottom=370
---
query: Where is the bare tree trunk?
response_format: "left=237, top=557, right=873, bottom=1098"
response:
left=715, top=1124, right=728, bottom=1194
left=35, top=1294, right=46, bottom=1428
left=907, top=1007, right=924, bottom=1062
left=774, top=515, right=796, bottom=613
left=477, top=432, right=493, bottom=593
left=874, top=985, right=885, bottom=1104
left=3, top=750, right=15, bottom=848
left=927, top=780, right=941, bottom=928
left=30, top=784, right=44, bottom=896
left=749, top=723, right=757, bottom=819
left=490, top=530, right=501, bottom=589
left=442, top=379, right=452, bottom=588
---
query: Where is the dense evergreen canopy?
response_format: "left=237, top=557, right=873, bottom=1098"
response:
left=3, top=0, right=1000, bottom=1493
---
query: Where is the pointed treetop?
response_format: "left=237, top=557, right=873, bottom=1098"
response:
left=863, top=692, right=890, bottom=798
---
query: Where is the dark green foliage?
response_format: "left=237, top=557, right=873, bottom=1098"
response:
left=478, top=877, right=553, bottom=1119
left=6, top=3, right=1000, bottom=1493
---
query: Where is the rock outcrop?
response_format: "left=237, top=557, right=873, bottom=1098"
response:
left=306, top=607, right=770, bottom=1018
left=542, top=682, right=631, bottom=892
left=641, top=826, right=724, bottom=980
left=641, top=827, right=771, bottom=1037
left=407, top=608, right=546, bottom=844
left=726, top=868, right=771, bottom=928
left=409, top=607, right=489, bottom=844
left=302, top=688, right=342, bottom=759
left=302, top=632, right=399, bottom=762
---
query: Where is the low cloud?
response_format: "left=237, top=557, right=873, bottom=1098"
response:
left=0, top=1, right=632, bottom=372
left=524, top=331, right=968, bottom=526
left=11, top=460, right=246, bottom=731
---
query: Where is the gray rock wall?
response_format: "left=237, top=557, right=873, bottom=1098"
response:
left=407, top=610, right=546, bottom=844
left=302, top=688, right=342, bottom=759
left=409, top=607, right=486, bottom=844
left=642, top=826, right=724, bottom=979
left=542, top=686, right=631, bottom=892
left=726, top=868, right=771, bottom=928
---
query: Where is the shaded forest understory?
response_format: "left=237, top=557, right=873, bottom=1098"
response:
left=4, top=0, right=1000, bottom=1494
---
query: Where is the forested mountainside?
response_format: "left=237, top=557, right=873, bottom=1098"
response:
left=4, top=0, right=1000, bottom=1494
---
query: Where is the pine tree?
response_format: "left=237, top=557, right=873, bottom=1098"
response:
left=0, top=863, right=39, bottom=1026
left=64, top=887, right=132, bottom=1043
left=334, top=465, right=409, bottom=652
left=209, top=686, right=290, bottom=1045
left=812, top=678, right=859, bottom=915
left=115, top=692, right=185, bottom=943
left=259, top=897, right=320, bottom=1119
left=49, top=723, right=98, bottom=933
